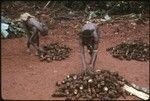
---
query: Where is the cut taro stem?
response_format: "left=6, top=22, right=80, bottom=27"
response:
left=103, top=87, right=109, bottom=91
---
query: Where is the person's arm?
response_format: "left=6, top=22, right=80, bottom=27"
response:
left=90, top=43, right=98, bottom=69
left=29, top=27, right=39, bottom=50
left=29, top=27, right=47, bottom=53
left=90, top=29, right=100, bottom=69
left=79, top=38, right=87, bottom=70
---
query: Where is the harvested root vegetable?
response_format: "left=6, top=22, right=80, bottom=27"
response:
left=52, top=69, right=129, bottom=100
left=37, top=43, right=72, bottom=62
left=106, top=40, right=150, bottom=61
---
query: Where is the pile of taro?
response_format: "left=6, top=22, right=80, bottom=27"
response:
left=52, top=69, right=129, bottom=100
left=106, top=40, right=150, bottom=61
left=38, top=43, right=72, bottom=62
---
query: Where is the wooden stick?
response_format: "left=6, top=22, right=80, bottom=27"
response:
left=123, top=84, right=149, bottom=100
left=43, top=1, right=51, bottom=9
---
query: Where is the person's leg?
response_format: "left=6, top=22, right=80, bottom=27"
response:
left=34, top=33, right=40, bottom=55
left=26, top=33, right=32, bottom=54
left=89, top=43, right=98, bottom=71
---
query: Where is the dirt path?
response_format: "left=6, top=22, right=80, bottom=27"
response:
left=1, top=21, right=149, bottom=100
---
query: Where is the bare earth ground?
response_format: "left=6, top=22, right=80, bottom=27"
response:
left=1, top=19, right=149, bottom=100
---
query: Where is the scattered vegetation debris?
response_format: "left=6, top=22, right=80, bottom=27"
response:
left=106, top=40, right=150, bottom=61
left=52, top=69, right=129, bottom=100
left=37, top=43, right=72, bottom=62
left=1, top=16, right=25, bottom=39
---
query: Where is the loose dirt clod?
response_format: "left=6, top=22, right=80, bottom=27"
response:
left=106, top=40, right=150, bottom=61
left=52, top=69, right=129, bottom=100
left=37, top=43, right=72, bottom=62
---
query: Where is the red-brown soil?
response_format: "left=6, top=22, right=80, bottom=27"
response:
left=1, top=19, right=149, bottom=100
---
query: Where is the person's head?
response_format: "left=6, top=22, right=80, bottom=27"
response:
left=79, top=29, right=94, bottom=39
left=18, top=12, right=35, bottom=22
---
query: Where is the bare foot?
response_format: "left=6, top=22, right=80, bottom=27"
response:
left=35, top=51, right=39, bottom=56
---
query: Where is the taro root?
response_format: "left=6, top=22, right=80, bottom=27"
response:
left=46, top=57, right=52, bottom=62
left=73, top=75, right=77, bottom=80
left=107, top=40, right=150, bottom=61
left=79, top=85, right=84, bottom=90
left=62, top=80, right=66, bottom=84
left=103, top=86, right=109, bottom=92
left=37, top=43, right=72, bottom=62
left=65, top=89, right=70, bottom=95
left=88, top=79, right=93, bottom=83
left=56, top=81, right=61, bottom=87
left=52, top=69, right=129, bottom=100
left=73, top=89, right=78, bottom=95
